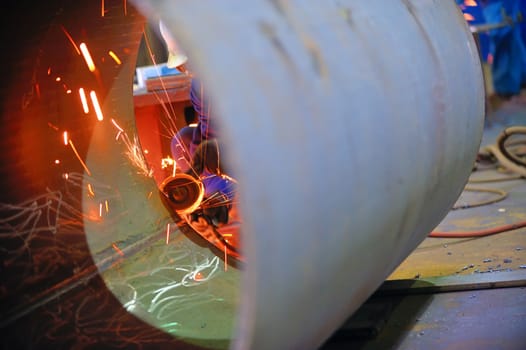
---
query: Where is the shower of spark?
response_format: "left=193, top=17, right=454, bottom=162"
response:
left=119, top=133, right=153, bottom=177
left=110, top=118, right=152, bottom=176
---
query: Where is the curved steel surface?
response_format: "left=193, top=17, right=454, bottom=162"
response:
left=134, top=0, right=485, bottom=349
left=0, top=0, right=484, bottom=349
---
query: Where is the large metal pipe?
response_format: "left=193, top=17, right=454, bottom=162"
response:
left=133, top=0, right=485, bottom=348
left=0, top=0, right=484, bottom=349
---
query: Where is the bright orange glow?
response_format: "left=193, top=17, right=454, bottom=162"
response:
left=69, top=139, right=92, bottom=176
left=55, top=159, right=60, bottom=164
left=63, top=131, right=68, bottom=145
left=47, top=67, right=52, bottom=75
left=112, top=243, right=125, bottom=256
left=223, top=233, right=233, bottom=237
left=463, top=13, right=475, bottom=21
left=99, top=203, right=103, bottom=217
left=60, top=26, right=81, bottom=55
left=101, top=0, right=105, bottom=17
left=66, top=89, right=72, bottom=94
left=108, top=50, right=122, bottom=65
left=79, top=42, right=96, bottom=72
left=105, top=200, right=109, bottom=213
left=87, top=183, right=95, bottom=197
left=464, top=0, right=477, bottom=6
left=79, top=88, right=89, bottom=114
left=166, top=223, right=171, bottom=244
left=56, top=77, right=61, bottom=82
left=89, top=91, right=104, bottom=121
left=194, top=272, right=204, bottom=281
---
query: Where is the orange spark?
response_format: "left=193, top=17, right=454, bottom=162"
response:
left=60, top=26, right=81, bottom=55
left=35, top=83, right=41, bottom=99
left=87, top=183, right=95, bottom=197
left=79, top=42, right=96, bottom=72
left=69, top=139, right=92, bottom=176
left=63, top=131, right=68, bottom=145
left=194, top=272, right=203, bottom=281
left=47, top=67, right=52, bottom=75
left=111, top=118, right=124, bottom=132
left=89, top=91, right=104, bottom=121
left=108, top=50, right=122, bottom=65
left=463, top=13, right=475, bottom=21
left=123, top=0, right=127, bottom=15
left=464, top=0, right=477, bottom=6
left=112, top=243, right=125, bottom=256
left=55, top=77, right=61, bottom=82
left=79, top=88, right=89, bottom=114
left=101, top=0, right=105, bottom=17
left=166, top=223, right=171, bottom=244
left=66, top=89, right=72, bottom=94
left=48, top=122, right=59, bottom=131
left=54, top=159, right=60, bottom=164
left=99, top=203, right=103, bottom=217
left=105, top=200, right=109, bottom=213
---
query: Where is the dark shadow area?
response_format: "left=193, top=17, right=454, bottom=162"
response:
left=321, top=280, right=436, bottom=349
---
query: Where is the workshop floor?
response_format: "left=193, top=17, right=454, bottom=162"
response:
left=323, top=94, right=526, bottom=349
left=390, top=93, right=526, bottom=280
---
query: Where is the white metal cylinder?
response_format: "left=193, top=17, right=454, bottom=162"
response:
left=133, top=0, right=484, bottom=348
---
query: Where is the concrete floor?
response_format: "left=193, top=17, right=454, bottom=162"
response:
left=323, top=94, right=526, bottom=349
